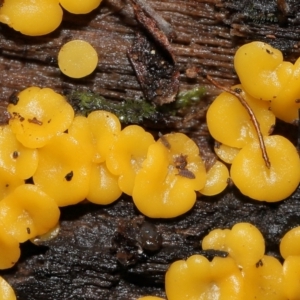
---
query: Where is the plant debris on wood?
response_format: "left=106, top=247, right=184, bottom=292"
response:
left=128, top=0, right=179, bottom=105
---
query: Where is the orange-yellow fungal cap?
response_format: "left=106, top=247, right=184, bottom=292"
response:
left=280, top=226, right=300, bottom=259
left=0, top=125, right=38, bottom=179
left=202, top=223, right=265, bottom=269
left=0, top=167, right=24, bottom=199
left=231, top=135, right=300, bottom=202
left=234, top=41, right=293, bottom=100
left=132, top=133, right=206, bottom=218
left=214, top=143, right=240, bottom=164
left=270, top=56, right=300, bottom=123
left=86, top=163, right=122, bottom=205
left=31, top=223, right=60, bottom=246
left=0, top=184, right=60, bottom=243
left=33, top=133, right=92, bottom=207
left=0, top=225, right=20, bottom=270
left=8, top=87, right=74, bottom=148
left=0, top=276, right=16, bottom=299
left=87, top=111, right=121, bottom=163
left=106, top=125, right=155, bottom=195
left=59, top=0, right=102, bottom=14
left=283, top=256, right=300, bottom=300
left=58, top=40, right=98, bottom=78
left=207, top=85, right=275, bottom=148
left=0, top=0, right=63, bottom=36
left=199, top=160, right=229, bottom=196
left=226, top=223, right=265, bottom=268
left=202, top=228, right=230, bottom=251
left=165, top=255, right=244, bottom=300
left=242, top=255, right=286, bottom=300
left=68, top=115, right=98, bottom=162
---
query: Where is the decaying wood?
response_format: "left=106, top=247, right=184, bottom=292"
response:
left=0, top=0, right=300, bottom=299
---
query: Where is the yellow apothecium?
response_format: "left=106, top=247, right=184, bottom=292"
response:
left=132, top=133, right=206, bottom=218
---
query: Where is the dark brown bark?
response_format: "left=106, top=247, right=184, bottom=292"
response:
left=0, top=0, right=300, bottom=299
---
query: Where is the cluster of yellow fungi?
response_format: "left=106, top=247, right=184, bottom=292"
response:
left=6, top=86, right=224, bottom=216
left=0, top=3, right=299, bottom=295
left=207, top=41, right=300, bottom=202
left=0, top=0, right=103, bottom=36
left=139, top=223, right=300, bottom=300
left=0, top=85, right=232, bottom=297
left=0, top=1, right=100, bottom=78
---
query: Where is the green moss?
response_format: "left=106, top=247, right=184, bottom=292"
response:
left=66, top=91, right=159, bottom=124
left=66, top=86, right=206, bottom=124
left=175, top=86, right=206, bottom=109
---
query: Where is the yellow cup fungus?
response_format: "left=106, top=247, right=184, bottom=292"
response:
left=282, top=256, right=300, bottom=300
left=202, top=223, right=265, bottom=268
left=0, top=0, right=63, bottom=36
left=0, top=225, right=20, bottom=270
left=270, top=56, right=300, bottom=123
left=230, top=135, right=300, bottom=202
left=30, top=223, right=60, bottom=246
left=67, top=115, right=122, bottom=204
left=161, top=223, right=300, bottom=300
left=206, top=85, right=275, bottom=149
left=86, top=163, right=122, bottom=205
left=214, top=143, right=240, bottom=164
left=8, top=87, right=74, bottom=149
left=242, top=255, right=286, bottom=300
left=234, top=41, right=293, bottom=101
left=165, top=255, right=245, bottom=300
left=58, top=40, right=99, bottom=79
left=226, top=223, right=265, bottom=268
left=106, top=125, right=155, bottom=195
left=234, top=41, right=300, bottom=123
left=202, top=228, right=230, bottom=252
left=59, top=0, right=103, bottom=14
left=87, top=110, right=121, bottom=163
left=280, top=226, right=300, bottom=259
left=68, top=115, right=99, bottom=163
left=132, top=133, right=206, bottom=218
left=199, top=160, right=229, bottom=196
left=33, top=133, right=92, bottom=207
left=0, top=184, right=60, bottom=243
left=0, top=167, right=24, bottom=199
left=0, top=126, right=38, bottom=179
left=0, top=276, right=16, bottom=300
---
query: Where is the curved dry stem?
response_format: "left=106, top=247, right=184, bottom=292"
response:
left=207, top=75, right=271, bottom=169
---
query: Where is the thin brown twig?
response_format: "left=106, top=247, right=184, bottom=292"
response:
left=207, top=75, right=271, bottom=169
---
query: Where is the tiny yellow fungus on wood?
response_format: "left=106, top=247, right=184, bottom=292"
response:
left=199, top=160, right=229, bottom=196
left=0, top=184, right=60, bottom=243
left=231, top=135, right=300, bottom=202
left=165, top=255, right=245, bottom=300
left=0, top=0, right=63, bottom=36
left=106, top=125, right=155, bottom=196
left=283, top=256, right=300, bottom=300
left=132, top=133, right=206, bottom=218
left=202, top=223, right=265, bottom=268
left=280, top=226, right=300, bottom=259
left=242, top=255, right=286, bottom=300
left=59, top=0, right=102, bottom=14
left=8, top=87, right=74, bottom=149
left=207, top=85, right=275, bottom=149
left=58, top=40, right=98, bottom=78
left=0, top=276, right=16, bottom=299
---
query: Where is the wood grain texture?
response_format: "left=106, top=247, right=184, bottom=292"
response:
left=0, top=0, right=300, bottom=299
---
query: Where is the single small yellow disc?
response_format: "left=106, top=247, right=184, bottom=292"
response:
left=59, top=0, right=102, bottom=14
left=58, top=40, right=98, bottom=78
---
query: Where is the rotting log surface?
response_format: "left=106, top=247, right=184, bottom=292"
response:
left=0, top=0, right=300, bottom=299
